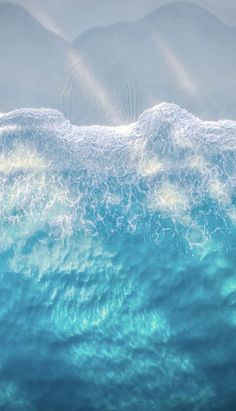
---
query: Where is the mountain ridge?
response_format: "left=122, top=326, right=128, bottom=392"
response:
left=0, top=1, right=71, bottom=113
left=68, top=1, right=236, bottom=125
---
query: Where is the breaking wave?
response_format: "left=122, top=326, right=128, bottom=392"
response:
left=0, top=103, right=236, bottom=410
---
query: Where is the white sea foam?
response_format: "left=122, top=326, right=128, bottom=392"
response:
left=0, top=102, right=235, bottom=248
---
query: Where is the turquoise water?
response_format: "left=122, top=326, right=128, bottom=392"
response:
left=0, top=103, right=236, bottom=410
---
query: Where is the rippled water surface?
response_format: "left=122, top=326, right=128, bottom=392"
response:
left=0, top=104, right=236, bottom=411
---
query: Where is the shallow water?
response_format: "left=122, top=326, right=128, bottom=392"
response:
left=0, top=103, right=236, bottom=410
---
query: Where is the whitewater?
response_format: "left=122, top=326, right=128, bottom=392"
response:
left=0, top=103, right=236, bottom=411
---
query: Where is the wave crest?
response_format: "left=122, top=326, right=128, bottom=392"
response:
left=0, top=103, right=235, bottom=250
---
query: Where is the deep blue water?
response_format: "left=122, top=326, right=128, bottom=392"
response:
left=0, top=103, right=236, bottom=410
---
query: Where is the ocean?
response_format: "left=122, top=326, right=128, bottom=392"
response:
left=0, top=103, right=236, bottom=410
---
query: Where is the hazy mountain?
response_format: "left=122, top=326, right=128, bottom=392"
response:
left=0, top=2, right=70, bottom=112
left=1, top=2, right=236, bottom=126
left=0, top=0, right=236, bottom=41
left=62, top=2, right=236, bottom=125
